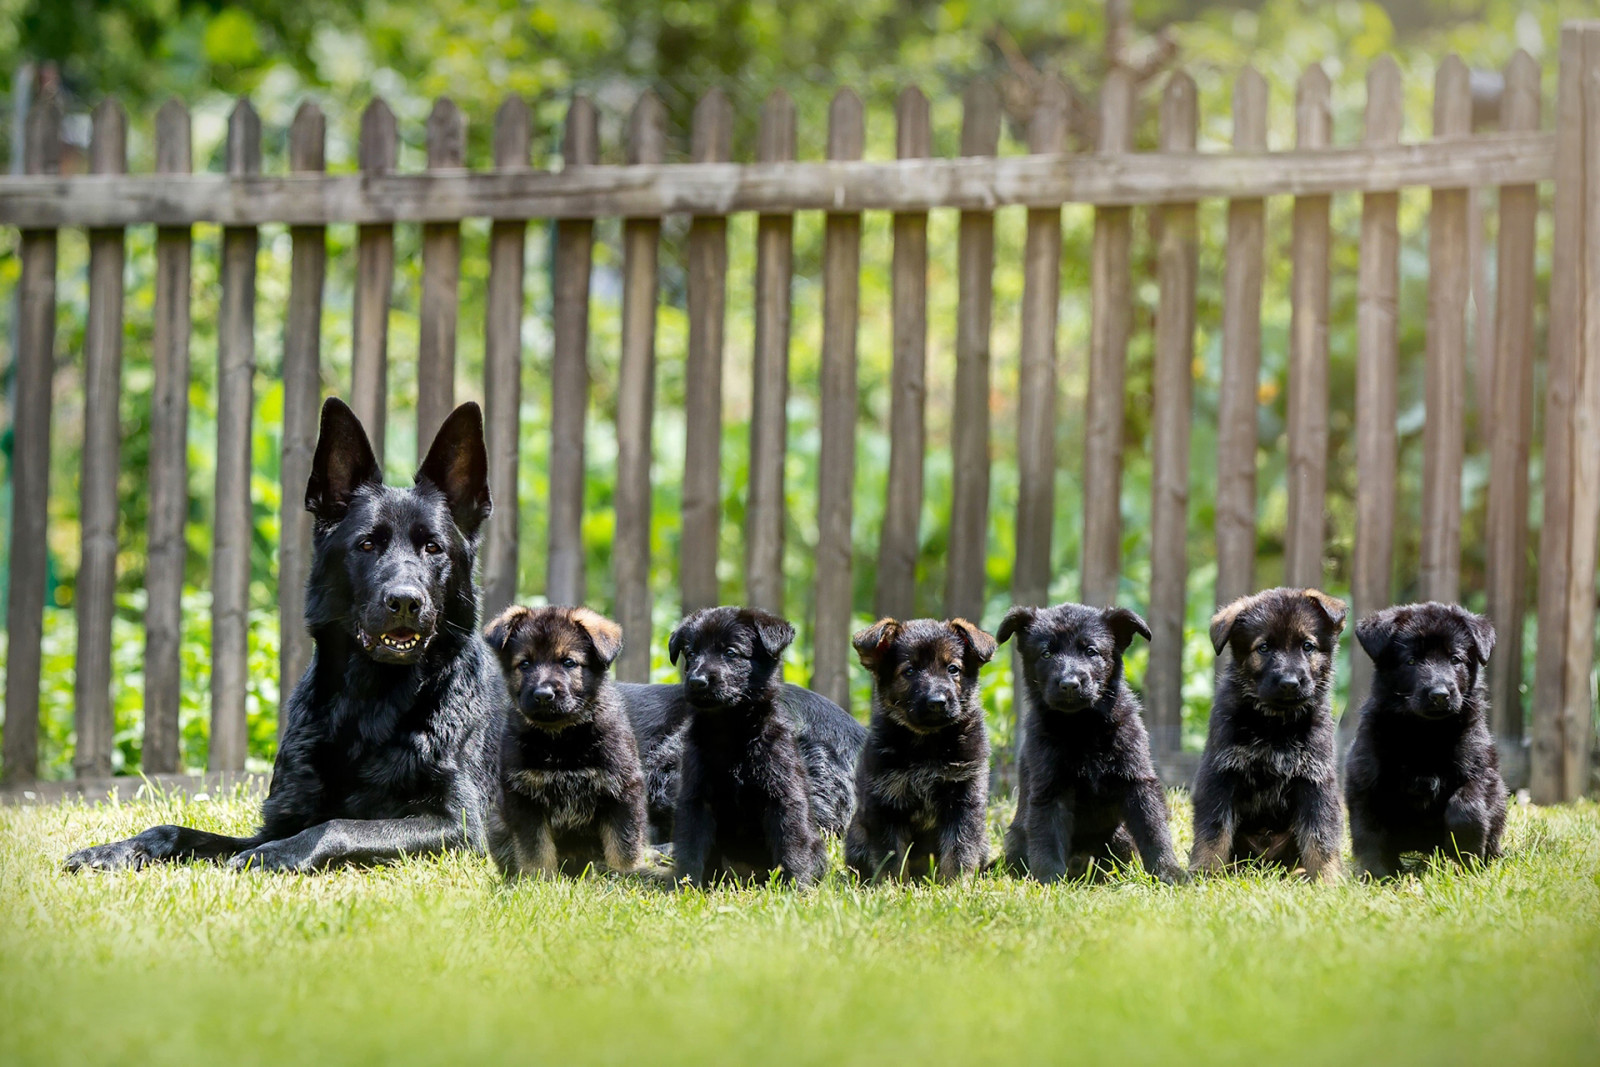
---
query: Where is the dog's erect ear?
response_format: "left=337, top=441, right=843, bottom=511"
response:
left=570, top=607, right=623, bottom=668
left=1209, top=595, right=1252, bottom=655
left=1460, top=608, right=1496, bottom=666
left=948, top=618, right=998, bottom=665
left=667, top=611, right=704, bottom=667
left=1103, top=607, right=1152, bottom=653
left=1305, top=589, right=1348, bottom=635
left=416, top=402, right=491, bottom=539
left=852, top=619, right=901, bottom=670
left=996, top=606, right=1036, bottom=647
left=745, top=609, right=796, bottom=661
left=306, top=397, right=381, bottom=525
left=1354, top=608, right=1399, bottom=663
left=484, top=605, right=531, bottom=656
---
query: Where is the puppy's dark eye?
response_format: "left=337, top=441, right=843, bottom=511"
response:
left=424, top=541, right=443, bottom=555
left=561, top=656, right=579, bottom=669
left=725, top=646, right=745, bottom=659
left=518, top=660, right=533, bottom=672
left=1406, top=657, right=1417, bottom=666
left=358, top=538, right=377, bottom=553
left=1301, top=640, right=1316, bottom=653
left=1252, top=640, right=1267, bottom=654
left=1038, top=649, right=1052, bottom=660
left=947, top=663, right=962, bottom=677
left=1084, top=647, right=1101, bottom=660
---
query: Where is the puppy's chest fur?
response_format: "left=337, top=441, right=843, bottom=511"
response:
left=1209, top=709, right=1334, bottom=817
left=504, top=722, right=630, bottom=831
left=869, top=724, right=986, bottom=830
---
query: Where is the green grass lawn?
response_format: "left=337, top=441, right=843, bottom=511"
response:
left=2, top=787, right=1597, bottom=1066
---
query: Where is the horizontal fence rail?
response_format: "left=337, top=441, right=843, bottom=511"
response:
left=2, top=30, right=1598, bottom=804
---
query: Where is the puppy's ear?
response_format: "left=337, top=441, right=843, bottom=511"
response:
left=306, top=397, right=381, bottom=525
left=996, top=606, right=1036, bottom=647
left=570, top=608, right=624, bottom=668
left=416, top=402, right=491, bottom=539
left=746, top=609, right=796, bottom=661
left=484, top=605, right=531, bottom=656
left=1103, top=607, right=1152, bottom=653
left=1209, top=595, right=1252, bottom=655
left=948, top=618, right=998, bottom=665
left=1305, top=589, right=1348, bottom=635
left=1460, top=608, right=1496, bottom=666
left=1354, top=608, right=1398, bottom=663
left=852, top=619, right=900, bottom=670
left=667, top=612, right=704, bottom=667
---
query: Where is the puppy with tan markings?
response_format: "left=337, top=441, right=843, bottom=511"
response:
left=846, top=618, right=997, bottom=881
left=483, top=605, right=649, bottom=878
left=1191, top=588, right=1347, bottom=881
left=998, top=603, right=1184, bottom=884
left=1345, top=602, right=1507, bottom=878
left=666, top=606, right=827, bottom=888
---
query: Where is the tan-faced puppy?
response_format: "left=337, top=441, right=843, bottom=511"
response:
left=846, top=618, right=997, bottom=881
left=666, top=606, right=826, bottom=888
left=998, top=603, right=1184, bottom=884
left=1191, top=588, right=1346, bottom=881
left=1345, top=602, right=1507, bottom=878
left=482, top=606, right=648, bottom=878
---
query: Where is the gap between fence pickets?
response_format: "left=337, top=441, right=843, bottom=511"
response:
left=0, top=133, right=1555, bottom=228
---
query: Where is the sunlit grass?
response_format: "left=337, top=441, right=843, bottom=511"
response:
left=2, top=786, right=1596, bottom=1065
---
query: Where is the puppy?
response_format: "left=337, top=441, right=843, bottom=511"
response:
left=846, top=618, right=997, bottom=881
left=1191, top=588, right=1347, bottom=881
left=1345, top=602, right=1507, bottom=877
left=482, top=605, right=649, bottom=878
left=997, top=603, right=1184, bottom=884
left=666, top=606, right=827, bottom=888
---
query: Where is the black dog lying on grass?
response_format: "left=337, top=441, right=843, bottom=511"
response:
left=1190, top=587, right=1347, bottom=882
left=997, top=603, right=1184, bottom=884
left=66, top=398, right=505, bottom=872
left=846, top=617, right=997, bottom=881
left=659, top=607, right=834, bottom=887
left=483, top=605, right=651, bottom=878
left=1345, top=602, right=1507, bottom=878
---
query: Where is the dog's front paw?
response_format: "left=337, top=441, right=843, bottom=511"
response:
left=64, top=825, right=180, bottom=872
left=228, top=836, right=318, bottom=873
left=1153, top=862, right=1190, bottom=886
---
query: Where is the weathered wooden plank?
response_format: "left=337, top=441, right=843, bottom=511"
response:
left=1419, top=56, right=1472, bottom=603
left=210, top=99, right=260, bottom=773
left=614, top=93, right=665, bottom=682
left=0, top=133, right=1557, bottom=227
left=1533, top=26, right=1586, bottom=803
left=1014, top=79, right=1068, bottom=612
left=746, top=90, right=797, bottom=614
left=547, top=96, right=598, bottom=606
left=1350, top=56, right=1404, bottom=722
left=482, top=96, right=531, bottom=619
left=813, top=88, right=865, bottom=709
left=681, top=89, right=733, bottom=615
left=1215, top=67, right=1268, bottom=611
left=352, top=99, right=397, bottom=462
left=1147, top=72, right=1198, bottom=758
left=418, top=98, right=464, bottom=461
left=875, top=87, right=932, bottom=621
left=945, top=80, right=1000, bottom=621
left=1081, top=69, right=1134, bottom=608
left=143, top=99, right=192, bottom=776
left=279, top=102, right=326, bottom=719
left=73, top=99, right=127, bottom=779
left=2, top=92, right=61, bottom=785
left=1483, top=52, right=1541, bottom=756
left=1284, top=64, right=1332, bottom=590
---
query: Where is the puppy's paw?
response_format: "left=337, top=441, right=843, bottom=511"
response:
left=1153, top=862, right=1190, bottom=886
left=228, top=837, right=318, bottom=873
left=64, top=838, right=150, bottom=872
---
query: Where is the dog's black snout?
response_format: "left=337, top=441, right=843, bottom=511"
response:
left=384, top=587, right=425, bottom=621
left=1427, top=685, right=1451, bottom=708
left=1272, top=674, right=1304, bottom=698
left=531, top=685, right=556, bottom=707
left=1061, top=676, right=1084, bottom=698
left=686, top=674, right=711, bottom=695
left=925, top=693, right=949, bottom=713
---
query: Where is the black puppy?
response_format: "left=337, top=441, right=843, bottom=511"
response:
left=66, top=398, right=504, bottom=872
left=483, top=605, right=650, bottom=878
left=997, top=603, right=1184, bottom=884
left=665, top=606, right=827, bottom=887
left=846, top=618, right=997, bottom=881
left=1345, top=602, right=1507, bottom=878
left=1191, top=587, right=1346, bottom=881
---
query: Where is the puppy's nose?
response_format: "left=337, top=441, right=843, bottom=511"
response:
left=1427, top=685, right=1451, bottom=708
left=926, top=693, right=949, bottom=712
left=686, top=674, right=710, bottom=695
left=532, top=685, right=556, bottom=707
left=1273, top=675, right=1303, bottom=698
left=385, top=588, right=424, bottom=620
left=1061, top=677, right=1084, bottom=698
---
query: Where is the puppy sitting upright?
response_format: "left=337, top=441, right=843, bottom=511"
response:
left=998, top=603, right=1184, bottom=884
left=667, top=607, right=826, bottom=888
left=483, top=606, right=648, bottom=878
left=1345, top=602, right=1507, bottom=878
left=1191, top=588, right=1347, bottom=881
left=847, top=618, right=997, bottom=881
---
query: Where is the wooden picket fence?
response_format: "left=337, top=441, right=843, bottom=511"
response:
left=3, top=23, right=1598, bottom=802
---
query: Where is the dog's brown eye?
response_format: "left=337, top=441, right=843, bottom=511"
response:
left=358, top=538, right=376, bottom=553
left=1039, top=649, right=1052, bottom=660
left=518, top=660, right=533, bottom=672
left=946, top=663, right=961, bottom=677
left=424, top=541, right=443, bottom=555
left=561, top=657, right=578, bottom=669
left=1084, top=647, right=1101, bottom=660
left=1302, top=640, right=1316, bottom=653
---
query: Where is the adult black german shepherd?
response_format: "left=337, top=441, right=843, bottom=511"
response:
left=66, top=397, right=505, bottom=872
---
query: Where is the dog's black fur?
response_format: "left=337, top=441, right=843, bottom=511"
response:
left=997, top=603, right=1184, bottom=884
left=66, top=398, right=504, bottom=872
left=483, top=605, right=650, bottom=878
left=664, top=606, right=829, bottom=887
left=1345, top=602, right=1508, bottom=877
left=618, top=680, right=864, bottom=844
left=846, top=618, right=996, bottom=881
left=1190, top=587, right=1347, bottom=881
